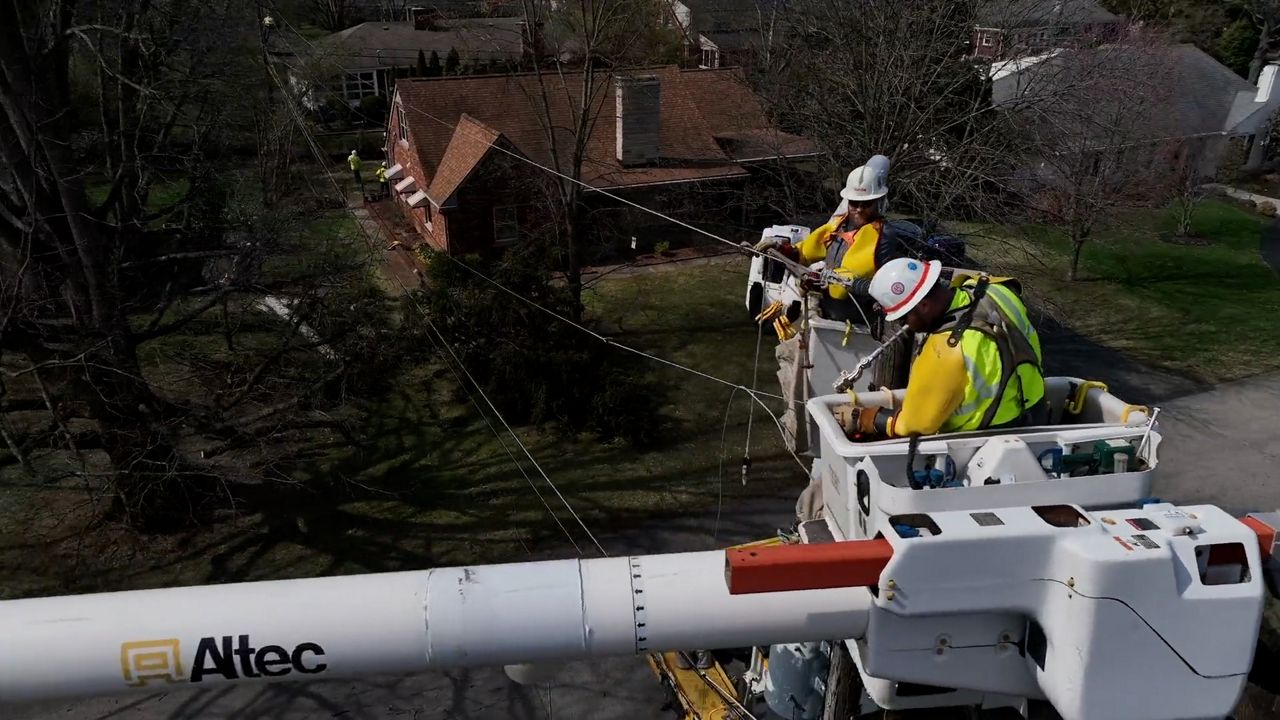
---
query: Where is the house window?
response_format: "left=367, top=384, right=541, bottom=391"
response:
left=979, top=31, right=994, bottom=47
left=493, top=206, right=519, bottom=244
left=342, top=70, right=378, bottom=104
left=396, top=104, right=407, bottom=142
left=700, top=47, right=720, bottom=68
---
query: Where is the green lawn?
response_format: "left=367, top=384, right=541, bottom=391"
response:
left=972, top=199, right=1280, bottom=383
left=0, top=258, right=802, bottom=596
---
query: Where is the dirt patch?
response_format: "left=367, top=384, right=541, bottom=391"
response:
left=1159, top=231, right=1213, bottom=246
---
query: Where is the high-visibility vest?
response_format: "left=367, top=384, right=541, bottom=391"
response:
left=936, top=279, right=1044, bottom=432
left=348, top=155, right=360, bottom=171
left=376, top=167, right=387, bottom=182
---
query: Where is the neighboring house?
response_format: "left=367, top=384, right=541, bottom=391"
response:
left=973, top=0, right=1124, bottom=60
left=993, top=43, right=1280, bottom=181
left=384, top=66, right=818, bottom=254
left=306, top=11, right=529, bottom=107
left=664, top=0, right=782, bottom=68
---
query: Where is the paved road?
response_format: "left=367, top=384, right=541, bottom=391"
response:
left=1264, top=217, right=1280, bottom=276
left=1148, top=373, right=1280, bottom=514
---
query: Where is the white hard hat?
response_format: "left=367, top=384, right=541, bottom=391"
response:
left=870, top=258, right=942, bottom=321
left=840, top=164, right=888, bottom=202
left=866, top=154, right=890, bottom=183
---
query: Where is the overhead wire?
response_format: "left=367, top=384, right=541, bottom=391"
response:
left=268, top=12, right=797, bottom=407
left=268, top=14, right=810, bottom=546
left=259, top=33, right=608, bottom=559
left=269, top=16, right=803, bottom=714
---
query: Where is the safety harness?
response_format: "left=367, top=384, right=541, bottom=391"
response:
left=938, top=277, right=1042, bottom=430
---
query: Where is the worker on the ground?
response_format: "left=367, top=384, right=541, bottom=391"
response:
left=846, top=258, right=1046, bottom=438
left=376, top=161, right=389, bottom=195
left=348, top=149, right=362, bottom=188
left=753, top=164, right=904, bottom=321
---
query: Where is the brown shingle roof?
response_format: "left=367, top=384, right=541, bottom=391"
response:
left=395, top=66, right=812, bottom=194
left=425, top=114, right=502, bottom=204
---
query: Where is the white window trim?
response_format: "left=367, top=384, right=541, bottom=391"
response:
left=396, top=103, right=408, bottom=143
left=342, top=70, right=378, bottom=104
left=493, top=205, right=519, bottom=245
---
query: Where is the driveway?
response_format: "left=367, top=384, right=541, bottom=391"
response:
left=1146, top=373, right=1280, bottom=514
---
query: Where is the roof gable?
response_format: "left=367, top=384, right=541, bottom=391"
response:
left=426, top=114, right=504, bottom=205
left=994, top=43, right=1261, bottom=142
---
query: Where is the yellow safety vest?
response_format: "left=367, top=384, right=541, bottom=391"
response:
left=939, top=280, right=1044, bottom=432
left=348, top=155, right=360, bottom=171
left=376, top=167, right=388, bottom=182
left=794, top=215, right=883, bottom=300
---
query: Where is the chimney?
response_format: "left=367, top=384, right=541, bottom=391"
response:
left=409, top=6, right=439, bottom=31
left=615, top=74, right=661, bottom=166
left=1257, top=63, right=1280, bottom=103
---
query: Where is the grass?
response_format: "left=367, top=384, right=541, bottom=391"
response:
left=83, top=176, right=190, bottom=217
left=972, top=199, right=1280, bottom=383
left=0, top=258, right=801, bottom=596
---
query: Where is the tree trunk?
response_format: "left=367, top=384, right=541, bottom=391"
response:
left=563, top=191, right=586, bottom=321
left=1250, top=19, right=1273, bottom=85
left=1069, top=238, right=1085, bottom=281
left=79, top=336, right=215, bottom=530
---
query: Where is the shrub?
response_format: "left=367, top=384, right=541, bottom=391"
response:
left=412, top=246, right=667, bottom=446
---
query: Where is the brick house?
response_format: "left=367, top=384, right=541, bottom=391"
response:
left=383, top=65, right=818, bottom=255
left=972, top=0, right=1124, bottom=60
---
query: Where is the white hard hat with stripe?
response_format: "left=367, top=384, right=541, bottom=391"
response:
left=839, top=164, right=888, bottom=202
left=870, top=258, right=942, bottom=321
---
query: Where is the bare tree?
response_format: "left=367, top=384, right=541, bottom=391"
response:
left=1, top=0, right=401, bottom=529
left=1012, top=41, right=1178, bottom=279
left=308, top=0, right=355, bottom=31
left=517, top=0, right=682, bottom=318
left=1166, top=138, right=1213, bottom=237
left=1238, top=0, right=1280, bottom=83
left=764, top=0, right=1022, bottom=221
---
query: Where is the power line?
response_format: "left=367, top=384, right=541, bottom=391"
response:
left=398, top=98, right=769, bottom=259
left=268, top=19, right=809, bottom=533
left=271, top=19, right=809, bottom=411
left=270, top=12, right=774, bottom=260
left=261, top=44, right=608, bottom=557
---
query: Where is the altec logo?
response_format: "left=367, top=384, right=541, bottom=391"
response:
left=120, top=635, right=327, bottom=687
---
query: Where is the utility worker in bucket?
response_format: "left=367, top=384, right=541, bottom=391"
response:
left=754, top=164, right=904, bottom=322
left=844, top=258, right=1046, bottom=438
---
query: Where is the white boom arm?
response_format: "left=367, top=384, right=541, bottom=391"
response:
left=2, top=502, right=1277, bottom=720
left=0, top=550, right=869, bottom=704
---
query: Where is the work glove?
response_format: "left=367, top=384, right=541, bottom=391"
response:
left=753, top=236, right=780, bottom=253
left=798, top=271, right=824, bottom=294
left=856, top=406, right=882, bottom=435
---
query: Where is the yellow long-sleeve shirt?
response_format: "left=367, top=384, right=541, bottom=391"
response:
left=883, top=332, right=968, bottom=438
left=793, top=216, right=883, bottom=300
left=880, top=282, right=1042, bottom=438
